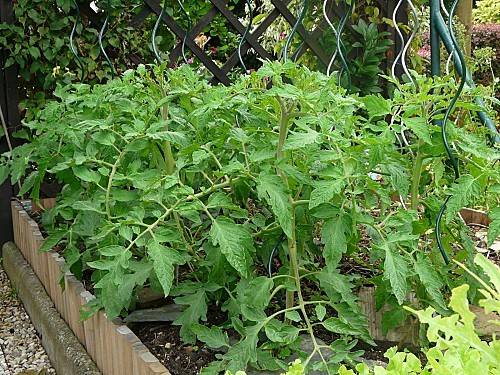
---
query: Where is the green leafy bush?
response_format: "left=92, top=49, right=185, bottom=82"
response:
left=471, top=24, right=500, bottom=91
left=473, top=0, right=500, bottom=24
left=0, top=62, right=498, bottom=373
left=0, top=0, right=241, bottom=119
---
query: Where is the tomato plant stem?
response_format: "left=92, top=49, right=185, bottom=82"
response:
left=411, top=139, right=425, bottom=211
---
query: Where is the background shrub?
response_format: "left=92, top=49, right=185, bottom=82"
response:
left=473, top=0, right=500, bottom=24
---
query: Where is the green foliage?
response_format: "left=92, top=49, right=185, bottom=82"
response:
left=0, top=0, right=241, bottom=119
left=473, top=0, right=500, bottom=23
left=339, top=254, right=500, bottom=375
left=318, top=18, right=392, bottom=94
left=1, top=62, right=499, bottom=373
left=225, top=358, right=305, bottom=375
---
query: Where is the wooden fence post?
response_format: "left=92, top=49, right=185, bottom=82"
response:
left=0, top=0, right=22, bottom=249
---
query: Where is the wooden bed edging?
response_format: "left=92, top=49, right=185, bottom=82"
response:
left=11, top=200, right=171, bottom=375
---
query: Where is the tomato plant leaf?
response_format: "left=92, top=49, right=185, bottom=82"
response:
left=383, top=244, right=410, bottom=305
left=190, top=324, right=229, bottom=349
left=309, top=179, right=346, bottom=209
left=321, top=211, right=351, bottom=271
left=209, top=217, right=254, bottom=278
left=256, top=171, right=292, bottom=238
left=39, top=228, right=68, bottom=253
left=414, top=253, right=448, bottom=313
left=265, top=319, right=300, bottom=343
left=446, top=175, right=481, bottom=224
left=487, top=207, right=500, bottom=248
left=404, top=117, right=432, bottom=145
left=361, top=94, right=391, bottom=118
left=174, top=290, right=208, bottom=344
left=147, top=241, right=185, bottom=297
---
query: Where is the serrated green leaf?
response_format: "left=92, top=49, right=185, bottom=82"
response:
left=73, top=165, right=101, bottom=183
left=384, top=163, right=409, bottom=197
left=190, top=324, right=229, bottom=349
left=39, top=229, right=68, bottom=253
left=322, top=317, right=361, bottom=335
left=91, top=131, right=115, bottom=146
left=72, top=201, right=104, bottom=213
left=147, top=241, right=184, bottom=297
left=98, top=245, right=127, bottom=257
left=209, top=217, right=254, bottom=278
left=265, top=319, right=300, bottom=343
left=224, top=330, right=259, bottom=373
left=19, top=171, right=38, bottom=196
left=361, top=94, right=391, bottom=118
left=207, top=192, right=240, bottom=210
left=474, top=254, right=500, bottom=293
left=173, top=290, right=208, bottom=344
left=256, top=171, right=292, bottom=238
left=381, top=305, right=409, bottom=335
left=446, top=175, right=481, bottom=223
left=282, top=127, right=320, bottom=151
left=414, top=253, right=447, bottom=312
left=321, top=211, right=351, bottom=272
left=309, top=179, right=346, bottom=209
left=240, top=276, right=273, bottom=308
left=487, top=207, right=500, bottom=248
left=0, top=164, right=9, bottom=185
left=404, top=117, right=432, bottom=144
left=383, top=245, right=410, bottom=305
left=285, top=310, right=302, bottom=322
left=315, top=305, right=327, bottom=321
left=146, top=130, right=188, bottom=147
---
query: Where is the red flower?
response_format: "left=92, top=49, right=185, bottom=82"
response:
left=209, top=46, right=217, bottom=54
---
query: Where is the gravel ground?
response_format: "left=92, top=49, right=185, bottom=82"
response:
left=0, top=262, right=56, bottom=375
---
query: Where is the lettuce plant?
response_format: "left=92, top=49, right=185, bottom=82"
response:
left=339, top=254, right=500, bottom=375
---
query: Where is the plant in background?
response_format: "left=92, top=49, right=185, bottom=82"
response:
left=473, top=0, right=500, bottom=24
left=0, top=62, right=498, bottom=373
left=339, top=254, right=500, bottom=374
left=0, top=0, right=244, bottom=120
left=0, top=0, right=155, bottom=119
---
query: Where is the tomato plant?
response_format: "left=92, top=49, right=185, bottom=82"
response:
left=1, top=62, right=498, bottom=373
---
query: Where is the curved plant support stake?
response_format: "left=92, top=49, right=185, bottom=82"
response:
left=70, top=0, right=86, bottom=81
left=337, top=0, right=353, bottom=93
left=323, top=0, right=338, bottom=76
left=268, top=232, right=286, bottom=278
left=291, top=23, right=308, bottom=63
left=283, top=0, right=309, bottom=63
left=435, top=0, right=467, bottom=265
left=98, top=0, right=115, bottom=79
left=390, top=0, right=405, bottom=81
left=152, top=0, right=167, bottom=64
left=440, top=0, right=449, bottom=17
left=238, top=0, right=254, bottom=73
left=401, top=0, right=419, bottom=89
left=177, top=0, right=191, bottom=64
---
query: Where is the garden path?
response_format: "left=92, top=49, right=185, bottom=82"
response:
left=0, top=263, right=56, bottom=374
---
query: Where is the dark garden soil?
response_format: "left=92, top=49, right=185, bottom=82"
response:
left=132, top=322, right=220, bottom=374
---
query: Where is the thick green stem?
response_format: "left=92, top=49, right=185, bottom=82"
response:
left=105, top=151, right=126, bottom=220
left=277, top=97, right=289, bottom=161
left=285, top=205, right=297, bottom=315
left=411, top=139, right=425, bottom=211
left=160, top=89, right=175, bottom=175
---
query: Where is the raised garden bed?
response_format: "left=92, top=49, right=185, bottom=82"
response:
left=10, top=198, right=429, bottom=371
left=10, top=199, right=171, bottom=375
